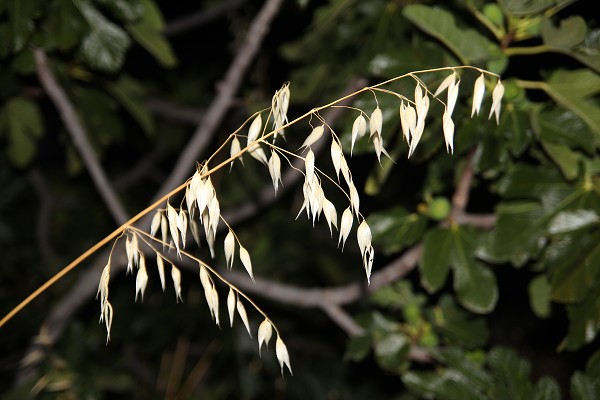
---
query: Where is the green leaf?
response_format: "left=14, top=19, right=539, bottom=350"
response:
left=344, top=335, right=371, bottom=362
left=537, top=108, right=599, bottom=153
left=488, top=347, right=534, bottom=399
left=374, top=332, right=410, bottom=373
left=3, top=0, right=41, bottom=53
left=0, top=97, right=44, bottom=167
left=548, top=230, right=600, bottom=303
left=533, top=377, right=561, bottom=400
left=403, top=4, right=505, bottom=66
left=42, top=0, right=86, bottom=51
left=570, top=371, right=600, bottom=400
left=561, top=288, right=600, bottom=350
left=541, top=16, right=587, bottom=49
left=438, top=347, right=494, bottom=393
left=126, top=0, right=177, bottom=68
left=432, top=295, right=489, bottom=349
left=541, top=141, right=582, bottom=180
left=95, top=0, right=143, bottom=22
left=371, top=280, right=425, bottom=310
left=529, top=274, right=551, bottom=318
left=368, top=206, right=426, bottom=255
left=105, top=75, right=155, bottom=135
left=541, top=69, right=600, bottom=138
left=77, top=0, right=131, bottom=73
left=451, top=227, right=498, bottom=313
left=420, top=228, right=453, bottom=293
left=497, top=0, right=555, bottom=16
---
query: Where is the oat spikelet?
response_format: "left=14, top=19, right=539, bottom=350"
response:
left=227, top=288, right=236, bottom=327
left=236, top=299, right=252, bottom=337
left=351, top=114, right=367, bottom=156
left=257, top=319, right=273, bottom=355
left=338, top=206, right=353, bottom=250
left=239, top=245, right=254, bottom=281
left=224, top=230, right=235, bottom=270
left=488, top=79, right=504, bottom=124
left=471, top=73, right=486, bottom=117
left=156, top=253, right=166, bottom=291
left=442, top=110, right=455, bottom=153
left=268, top=150, right=282, bottom=195
left=150, top=211, right=161, bottom=237
left=171, top=264, right=183, bottom=303
left=275, top=335, right=293, bottom=376
left=300, top=124, right=324, bottom=151
left=229, top=136, right=243, bottom=169
left=434, top=71, right=457, bottom=97
left=135, top=253, right=149, bottom=302
left=330, top=139, right=343, bottom=180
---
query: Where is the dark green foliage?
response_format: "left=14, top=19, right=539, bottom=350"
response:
left=1, top=0, right=600, bottom=399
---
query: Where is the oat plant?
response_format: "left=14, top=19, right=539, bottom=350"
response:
left=2, top=66, right=503, bottom=376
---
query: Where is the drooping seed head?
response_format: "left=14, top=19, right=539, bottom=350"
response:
left=488, top=79, right=504, bottom=124
left=257, top=319, right=273, bottom=355
left=471, top=73, right=486, bottom=117
left=275, top=335, right=293, bottom=376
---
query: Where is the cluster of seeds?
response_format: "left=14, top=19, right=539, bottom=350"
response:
left=97, top=66, right=503, bottom=376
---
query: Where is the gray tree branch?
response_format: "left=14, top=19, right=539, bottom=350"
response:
left=33, top=48, right=129, bottom=225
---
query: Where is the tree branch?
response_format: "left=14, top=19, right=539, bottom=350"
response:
left=33, top=48, right=129, bottom=225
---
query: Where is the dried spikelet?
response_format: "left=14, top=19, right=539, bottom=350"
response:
left=272, top=83, right=290, bottom=139
left=257, top=319, right=273, bottom=355
left=125, top=235, right=134, bottom=274
left=275, top=335, right=292, bottom=376
left=96, top=263, right=110, bottom=311
left=442, top=110, right=455, bottom=154
left=171, top=264, right=183, bottom=303
left=185, top=186, right=195, bottom=218
left=202, top=211, right=216, bottom=258
left=177, top=209, right=188, bottom=249
left=267, top=150, right=282, bottom=195
left=199, top=265, right=211, bottom=293
left=97, top=263, right=113, bottom=341
left=338, top=206, right=353, bottom=250
left=247, top=114, right=268, bottom=164
left=211, top=287, right=220, bottom=327
left=167, top=203, right=180, bottom=255
left=208, top=195, right=220, bottom=238
left=247, top=114, right=262, bottom=143
left=156, top=253, right=166, bottom=291
left=330, top=139, right=343, bottom=180
left=356, top=219, right=372, bottom=258
left=227, top=288, right=236, bottom=327
left=409, top=86, right=430, bottom=158
left=372, top=132, right=389, bottom=163
left=300, top=124, right=325, bottom=150
left=239, top=245, right=254, bottom=281
left=488, top=79, right=504, bottom=124
left=369, top=107, right=382, bottom=137
left=447, top=78, right=459, bottom=117
left=363, top=245, right=374, bottom=283
left=135, top=254, right=149, bottom=302
left=160, top=212, right=169, bottom=249
left=199, top=265, right=217, bottom=322
left=348, top=180, right=360, bottom=217
left=471, top=73, right=486, bottom=117
left=224, top=230, right=235, bottom=270
left=304, top=149, right=315, bottom=183
left=351, top=115, right=367, bottom=156
left=434, top=72, right=457, bottom=97
left=150, top=211, right=161, bottom=237
left=229, top=136, right=242, bottom=169
left=236, top=299, right=252, bottom=337
left=196, top=176, right=213, bottom=216
left=339, top=155, right=351, bottom=189
left=322, top=198, right=338, bottom=235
